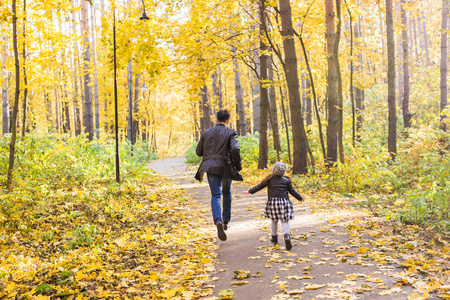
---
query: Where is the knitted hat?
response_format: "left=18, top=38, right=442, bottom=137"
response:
left=272, top=161, right=286, bottom=176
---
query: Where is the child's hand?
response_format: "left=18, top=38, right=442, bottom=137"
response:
left=243, top=191, right=250, bottom=194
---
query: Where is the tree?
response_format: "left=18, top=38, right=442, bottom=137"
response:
left=258, top=0, right=269, bottom=169
left=231, top=44, right=247, bottom=136
left=401, top=0, right=412, bottom=129
left=335, top=0, right=344, bottom=164
left=251, top=48, right=261, bottom=133
left=21, top=0, right=29, bottom=136
left=1, top=33, right=8, bottom=135
left=386, top=0, right=397, bottom=160
left=278, top=0, right=308, bottom=174
left=441, top=0, right=448, bottom=136
left=91, top=3, right=100, bottom=138
left=325, top=0, right=339, bottom=165
left=6, top=0, right=21, bottom=192
left=268, top=56, right=281, bottom=159
left=81, top=0, right=94, bottom=140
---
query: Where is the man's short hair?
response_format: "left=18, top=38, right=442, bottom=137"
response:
left=217, top=109, right=231, bottom=123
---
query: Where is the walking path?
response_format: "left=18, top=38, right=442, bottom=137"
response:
left=149, top=158, right=421, bottom=300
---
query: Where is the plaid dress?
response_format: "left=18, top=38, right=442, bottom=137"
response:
left=265, top=197, right=294, bottom=221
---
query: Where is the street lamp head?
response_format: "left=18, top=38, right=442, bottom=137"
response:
left=141, top=82, right=149, bottom=93
left=140, top=11, right=149, bottom=20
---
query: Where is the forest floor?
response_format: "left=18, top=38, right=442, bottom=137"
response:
left=148, top=157, right=450, bottom=300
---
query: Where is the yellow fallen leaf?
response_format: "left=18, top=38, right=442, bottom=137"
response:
left=305, top=284, right=327, bottom=290
left=286, top=289, right=305, bottom=295
left=379, top=287, right=403, bottom=295
left=218, top=289, right=234, bottom=300
left=5, top=282, right=15, bottom=292
left=303, top=265, right=312, bottom=271
left=231, top=281, right=249, bottom=286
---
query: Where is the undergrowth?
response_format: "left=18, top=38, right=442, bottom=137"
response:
left=186, top=124, right=450, bottom=233
left=0, top=136, right=215, bottom=298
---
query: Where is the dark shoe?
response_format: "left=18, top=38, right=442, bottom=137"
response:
left=284, top=233, right=292, bottom=250
left=224, top=222, right=229, bottom=231
left=216, top=222, right=227, bottom=241
left=271, top=235, right=278, bottom=244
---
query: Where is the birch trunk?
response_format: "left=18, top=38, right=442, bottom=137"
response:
left=91, top=4, right=100, bottom=138
left=81, top=0, right=94, bottom=140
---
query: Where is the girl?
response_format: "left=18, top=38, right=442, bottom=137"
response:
left=245, top=162, right=304, bottom=250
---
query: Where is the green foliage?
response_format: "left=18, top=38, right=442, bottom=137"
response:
left=68, top=224, right=97, bottom=249
left=0, top=135, right=157, bottom=231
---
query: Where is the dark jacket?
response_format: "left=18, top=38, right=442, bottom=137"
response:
left=248, top=175, right=303, bottom=201
left=195, top=123, right=242, bottom=181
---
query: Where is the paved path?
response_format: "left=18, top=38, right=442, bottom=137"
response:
left=148, top=158, right=417, bottom=300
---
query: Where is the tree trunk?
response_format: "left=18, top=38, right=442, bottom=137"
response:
left=21, top=0, right=28, bottom=136
left=303, top=72, right=312, bottom=126
left=258, top=0, right=269, bottom=169
left=396, top=0, right=404, bottom=109
left=401, top=0, right=412, bottom=129
left=412, top=16, right=419, bottom=60
left=218, top=66, right=223, bottom=108
left=127, top=59, right=133, bottom=141
left=91, top=4, right=100, bottom=138
left=133, top=73, right=139, bottom=145
left=7, top=0, right=21, bottom=192
left=232, top=44, right=247, bottom=136
left=335, top=0, right=344, bottom=164
left=345, top=0, right=355, bottom=147
left=355, top=3, right=364, bottom=137
left=296, top=35, right=326, bottom=162
left=252, top=48, right=261, bottom=133
left=386, top=0, right=397, bottom=160
left=2, top=34, right=8, bottom=135
left=268, top=56, right=281, bottom=158
left=441, top=0, right=448, bottom=135
left=325, top=0, right=339, bottom=166
left=279, top=0, right=308, bottom=174
left=71, top=0, right=81, bottom=136
left=212, top=70, right=218, bottom=110
left=200, top=84, right=213, bottom=131
left=81, top=0, right=93, bottom=140
left=417, top=16, right=424, bottom=65
left=55, top=89, right=60, bottom=133
left=421, top=11, right=430, bottom=65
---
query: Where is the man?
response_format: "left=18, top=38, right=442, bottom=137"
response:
left=195, top=109, right=242, bottom=241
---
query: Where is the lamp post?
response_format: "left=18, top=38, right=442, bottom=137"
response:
left=113, top=0, right=148, bottom=184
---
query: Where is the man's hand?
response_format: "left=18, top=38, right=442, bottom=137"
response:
left=243, top=191, right=250, bottom=194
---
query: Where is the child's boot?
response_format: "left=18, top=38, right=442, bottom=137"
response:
left=284, top=233, right=292, bottom=250
left=271, top=235, right=278, bottom=244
